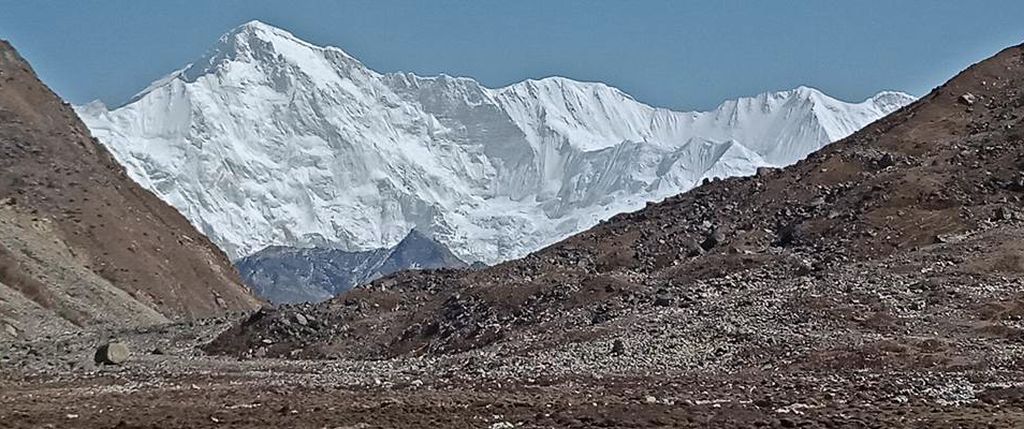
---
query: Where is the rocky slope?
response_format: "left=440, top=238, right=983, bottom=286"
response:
left=209, top=39, right=1024, bottom=388
left=0, top=40, right=260, bottom=340
left=237, top=229, right=466, bottom=304
left=77, top=20, right=914, bottom=264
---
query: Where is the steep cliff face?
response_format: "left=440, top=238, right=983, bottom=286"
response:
left=78, top=21, right=914, bottom=264
left=0, top=40, right=260, bottom=338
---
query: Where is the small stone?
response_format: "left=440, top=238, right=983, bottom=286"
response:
left=94, top=342, right=130, bottom=365
left=959, top=93, right=977, bottom=106
left=610, top=339, right=625, bottom=355
left=794, top=259, right=814, bottom=276
left=701, top=229, right=725, bottom=251
left=994, top=206, right=1016, bottom=221
left=3, top=323, right=16, bottom=338
left=645, top=395, right=658, bottom=404
left=681, top=238, right=704, bottom=257
left=877, top=153, right=896, bottom=168
left=294, top=313, right=308, bottom=326
left=653, top=295, right=673, bottom=307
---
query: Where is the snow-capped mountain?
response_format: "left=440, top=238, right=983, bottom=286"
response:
left=77, top=20, right=915, bottom=263
left=238, top=229, right=466, bottom=304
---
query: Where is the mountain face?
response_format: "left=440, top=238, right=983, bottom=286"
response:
left=77, top=21, right=914, bottom=264
left=0, top=41, right=260, bottom=339
left=237, top=229, right=466, bottom=304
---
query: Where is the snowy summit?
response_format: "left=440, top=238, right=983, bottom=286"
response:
left=77, top=20, right=915, bottom=263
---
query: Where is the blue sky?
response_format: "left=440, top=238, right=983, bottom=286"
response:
left=1, top=1, right=1022, bottom=110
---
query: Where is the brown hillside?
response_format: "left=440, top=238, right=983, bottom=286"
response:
left=0, top=41, right=260, bottom=337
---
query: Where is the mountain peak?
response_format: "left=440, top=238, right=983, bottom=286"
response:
left=502, top=76, right=636, bottom=102
left=176, top=19, right=360, bottom=84
left=235, top=19, right=278, bottom=32
left=792, top=85, right=824, bottom=96
left=225, top=19, right=305, bottom=46
left=384, top=229, right=467, bottom=272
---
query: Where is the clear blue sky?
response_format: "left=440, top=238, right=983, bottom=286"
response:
left=1, top=1, right=1022, bottom=110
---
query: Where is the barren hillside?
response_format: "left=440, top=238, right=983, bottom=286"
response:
left=0, top=41, right=260, bottom=338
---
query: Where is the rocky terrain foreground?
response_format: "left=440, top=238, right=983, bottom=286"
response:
left=2, top=309, right=1024, bottom=428
left=4, top=42, right=1024, bottom=428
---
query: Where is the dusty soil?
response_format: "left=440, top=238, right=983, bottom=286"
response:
left=4, top=321, right=1024, bottom=428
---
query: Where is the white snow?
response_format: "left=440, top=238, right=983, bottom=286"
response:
left=77, top=20, right=915, bottom=263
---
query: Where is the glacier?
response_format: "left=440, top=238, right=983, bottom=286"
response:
left=76, top=20, right=915, bottom=264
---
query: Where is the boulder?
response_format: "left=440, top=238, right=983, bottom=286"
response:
left=959, top=93, right=977, bottom=106
left=94, top=342, right=130, bottom=365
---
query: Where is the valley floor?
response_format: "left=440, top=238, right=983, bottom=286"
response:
left=2, top=319, right=1024, bottom=429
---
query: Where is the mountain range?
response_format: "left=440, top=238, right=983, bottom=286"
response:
left=76, top=21, right=915, bottom=265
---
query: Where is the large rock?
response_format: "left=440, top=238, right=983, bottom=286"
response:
left=94, top=342, right=130, bottom=365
